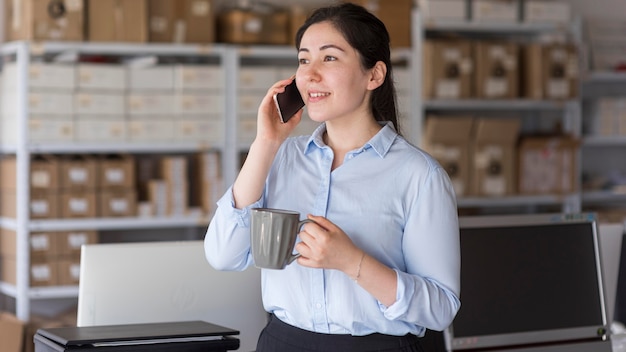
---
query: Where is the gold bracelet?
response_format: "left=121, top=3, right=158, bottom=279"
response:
left=353, top=251, right=365, bottom=282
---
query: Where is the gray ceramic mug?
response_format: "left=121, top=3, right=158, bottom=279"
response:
left=250, top=208, right=313, bottom=269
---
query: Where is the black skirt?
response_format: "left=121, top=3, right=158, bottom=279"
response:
left=255, top=314, right=428, bottom=352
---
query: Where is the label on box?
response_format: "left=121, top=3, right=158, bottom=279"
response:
left=109, top=199, right=129, bottom=213
left=486, top=78, right=507, bottom=97
left=68, top=232, right=89, bottom=249
left=547, top=79, right=568, bottom=98
left=30, top=234, right=50, bottom=251
left=106, top=169, right=125, bottom=183
left=31, top=265, right=51, bottom=281
left=191, top=0, right=211, bottom=16
left=69, top=198, right=88, bottom=213
left=31, top=200, right=49, bottom=215
left=69, top=167, right=88, bottom=183
left=32, top=171, right=51, bottom=188
left=436, top=80, right=461, bottom=99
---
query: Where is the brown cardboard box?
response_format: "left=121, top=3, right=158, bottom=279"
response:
left=99, top=189, right=137, bottom=217
left=98, top=154, right=136, bottom=190
left=5, top=0, right=85, bottom=41
left=59, top=155, right=98, bottom=191
left=518, top=136, right=580, bottom=194
left=474, top=41, right=520, bottom=99
left=470, top=118, right=521, bottom=196
left=0, top=191, right=60, bottom=219
left=288, top=6, right=312, bottom=46
left=423, top=39, right=474, bottom=99
left=87, top=0, right=148, bottom=42
left=0, top=313, right=25, bottom=352
left=192, top=151, right=222, bottom=214
left=161, top=156, right=188, bottom=185
left=422, top=116, right=475, bottom=197
left=59, top=191, right=97, bottom=218
left=57, top=257, right=81, bottom=286
left=0, top=229, right=59, bottom=258
left=1, top=256, right=58, bottom=287
left=350, top=0, right=413, bottom=48
left=0, top=155, right=60, bottom=191
left=217, top=5, right=289, bottom=45
left=523, top=42, right=579, bottom=100
left=56, top=230, right=98, bottom=256
left=148, top=0, right=215, bottom=43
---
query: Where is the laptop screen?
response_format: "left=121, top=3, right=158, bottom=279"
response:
left=77, top=241, right=266, bottom=352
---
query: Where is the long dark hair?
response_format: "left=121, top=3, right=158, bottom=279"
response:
left=295, top=3, right=401, bottom=135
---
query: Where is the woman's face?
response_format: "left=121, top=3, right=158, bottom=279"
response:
left=296, top=21, right=374, bottom=124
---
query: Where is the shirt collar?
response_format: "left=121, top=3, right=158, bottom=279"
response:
left=304, top=121, right=398, bottom=158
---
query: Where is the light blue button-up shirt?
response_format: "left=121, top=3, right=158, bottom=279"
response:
left=205, top=122, right=461, bottom=337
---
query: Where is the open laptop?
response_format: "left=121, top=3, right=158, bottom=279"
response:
left=77, top=241, right=267, bottom=352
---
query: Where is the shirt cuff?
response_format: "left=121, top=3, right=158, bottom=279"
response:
left=380, top=269, right=413, bottom=320
left=217, top=186, right=264, bottom=228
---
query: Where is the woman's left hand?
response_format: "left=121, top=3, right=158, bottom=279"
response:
left=295, top=214, right=363, bottom=276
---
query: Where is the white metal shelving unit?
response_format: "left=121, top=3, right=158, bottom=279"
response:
left=412, top=8, right=584, bottom=214
left=0, top=40, right=295, bottom=320
left=580, top=72, right=626, bottom=210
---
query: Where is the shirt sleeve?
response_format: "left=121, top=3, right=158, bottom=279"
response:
left=204, top=186, right=263, bottom=271
left=382, top=165, right=461, bottom=331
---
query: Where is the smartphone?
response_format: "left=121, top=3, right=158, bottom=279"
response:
left=273, top=79, right=305, bottom=123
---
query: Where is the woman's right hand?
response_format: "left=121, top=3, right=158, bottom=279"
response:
left=255, top=77, right=304, bottom=145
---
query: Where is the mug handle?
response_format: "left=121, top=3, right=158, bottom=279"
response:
left=287, top=219, right=314, bottom=264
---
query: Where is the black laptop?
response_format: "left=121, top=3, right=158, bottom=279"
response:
left=34, top=321, right=240, bottom=352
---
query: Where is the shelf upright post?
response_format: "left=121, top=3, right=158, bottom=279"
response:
left=410, top=8, right=424, bottom=147
left=15, top=41, right=32, bottom=320
left=222, top=46, right=239, bottom=186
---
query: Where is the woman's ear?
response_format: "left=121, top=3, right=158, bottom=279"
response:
left=367, top=61, right=387, bottom=91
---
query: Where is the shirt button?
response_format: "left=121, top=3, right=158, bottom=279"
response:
left=315, top=303, right=322, bottom=309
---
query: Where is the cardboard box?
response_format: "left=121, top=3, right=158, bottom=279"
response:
left=471, top=118, right=521, bottom=196
left=422, top=116, right=475, bottom=197
left=0, top=229, right=60, bottom=258
left=474, top=41, right=519, bottom=99
left=59, top=155, right=98, bottom=190
left=176, top=93, right=224, bottom=115
left=417, top=0, right=467, bottom=21
left=127, top=93, right=176, bottom=116
left=192, top=151, right=222, bottom=214
left=1, top=62, right=76, bottom=91
left=57, top=257, right=81, bottom=286
left=5, top=0, right=84, bottom=41
left=0, top=190, right=60, bottom=219
left=99, top=189, right=138, bottom=217
left=59, top=191, right=97, bottom=218
left=148, top=0, right=215, bottom=44
left=523, top=43, right=579, bottom=100
left=98, top=154, right=136, bottom=190
left=57, top=230, right=98, bottom=256
left=0, top=116, right=74, bottom=144
left=217, top=5, right=289, bottom=45
left=518, top=136, right=580, bottom=194
left=1, top=256, right=58, bottom=287
left=74, top=92, right=126, bottom=116
left=174, top=64, right=223, bottom=91
left=0, top=313, right=24, bottom=352
left=423, top=39, right=473, bottom=99
left=471, top=0, right=520, bottom=23
left=350, top=0, right=413, bottom=48
left=523, top=0, right=570, bottom=24
left=1, top=155, right=60, bottom=191
left=87, top=0, right=148, bottom=42
left=128, top=120, right=175, bottom=142
left=77, top=64, right=127, bottom=91
left=147, top=179, right=168, bottom=216
left=174, top=117, right=224, bottom=144
left=127, top=66, right=175, bottom=91
left=75, top=119, right=128, bottom=143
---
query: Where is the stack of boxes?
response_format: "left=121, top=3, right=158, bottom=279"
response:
left=423, top=39, right=579, bottom=101
left=423, top=116, right=579, bottom=198
left=0, top=228, right=98, bottom=287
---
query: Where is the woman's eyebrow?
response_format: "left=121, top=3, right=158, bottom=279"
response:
left=298, top=44, right=346, bottom=54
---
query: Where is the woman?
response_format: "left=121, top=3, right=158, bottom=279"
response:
left=205, top=3, right=460, bottom=351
